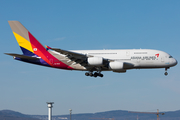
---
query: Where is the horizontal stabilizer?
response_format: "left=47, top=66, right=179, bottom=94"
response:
left=4, top=53, right=40, bottom=60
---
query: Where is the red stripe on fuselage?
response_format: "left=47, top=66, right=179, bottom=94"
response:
left=28, top=32, right=74, bottom=70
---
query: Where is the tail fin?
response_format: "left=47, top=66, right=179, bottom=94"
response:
left=8, top=21, right=35, bottom=56
left=8, top=21, right=47, bottom=57
left=8, top=21, right=73, bottom=69
left=8, top=21, right=52, bottom=65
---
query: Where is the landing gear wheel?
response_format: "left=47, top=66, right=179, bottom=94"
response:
left=85, top=72, right=89, bottom=76
left=85, top=71, right=104, bottom=77
left=94, top=72, right=98, bottom=77
left=99, top=74, right=103, bottom=77
left=89, top=73, right=93, bottom=77
left=164, top=72, right=168, bottom=76
left=164, top=67, right=169, bottom=76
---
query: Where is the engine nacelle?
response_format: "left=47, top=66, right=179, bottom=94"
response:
left=87, top=57, right=103, bottom=66
left=109, top=61, right=124, bottom=70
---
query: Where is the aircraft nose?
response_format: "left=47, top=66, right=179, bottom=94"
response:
left=173, top=58, right=178, bottom=66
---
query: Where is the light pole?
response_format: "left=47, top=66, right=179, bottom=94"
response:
left=47, top=102, right=54, bottom=120
left=69, top=109, right=72, bottom=120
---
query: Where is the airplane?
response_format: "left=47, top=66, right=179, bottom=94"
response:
left=5, top=21, right=178, bottom=77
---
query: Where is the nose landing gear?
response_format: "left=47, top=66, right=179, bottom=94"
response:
left=164, top=67, right=169, bottom=76
left=164, top=72, right=168, bottom=76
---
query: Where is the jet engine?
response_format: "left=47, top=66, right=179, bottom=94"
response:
left=109, top=61, right=124, bottom=70
left=87, top=57, right=103, bottom=66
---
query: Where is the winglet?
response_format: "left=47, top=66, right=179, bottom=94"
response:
left=45, top=45, right=52, bottom=50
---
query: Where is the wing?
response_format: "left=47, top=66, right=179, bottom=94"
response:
left=50, top=48, right=91, bottom=59
left=49, top=48, right=109, bottom=70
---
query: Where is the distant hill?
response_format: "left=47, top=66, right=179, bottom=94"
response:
left=31, top=110, right=180, bottom=120
left=0, top=110, right=40, bottom=120
left=1, top=109, right=180, bottom=120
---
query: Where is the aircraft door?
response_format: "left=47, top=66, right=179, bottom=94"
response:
left=161, top=57, right=164, bottom=62
left=50, top=59, right=54, bottom=64
left=126, top=51, right=131, bottom=60
left=126, top=51, right=130, bottom=56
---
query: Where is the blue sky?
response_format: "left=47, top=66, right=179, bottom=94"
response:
left=0, top=0, right=180, bottom=115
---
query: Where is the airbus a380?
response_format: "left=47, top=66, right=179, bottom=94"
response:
left=5, top=21, right=178, bottom=77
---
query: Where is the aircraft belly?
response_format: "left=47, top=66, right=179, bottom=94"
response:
left=134, top=62, right=168, bottom=68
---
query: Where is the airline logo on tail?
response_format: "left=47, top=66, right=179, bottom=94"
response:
left=7, top=21, right=73, bottom=70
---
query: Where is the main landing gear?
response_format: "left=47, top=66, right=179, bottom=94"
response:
left=164, top=67, right=169, bottom=76
left=85, top=72, right=104, bottom=77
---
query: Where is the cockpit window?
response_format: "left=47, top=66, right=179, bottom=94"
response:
left=169, top=56, right=173, bottom=58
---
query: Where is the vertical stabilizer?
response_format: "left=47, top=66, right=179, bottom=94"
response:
left=8, top=21, right=45, bottom=56
left=8, top=21, right=73, bottom=69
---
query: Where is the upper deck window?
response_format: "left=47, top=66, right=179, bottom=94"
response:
left=169, top=56, right=173, bottom=58
left=88, top=53, right=117, bottom=55
left=134, top=52, right=147, bottom=54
